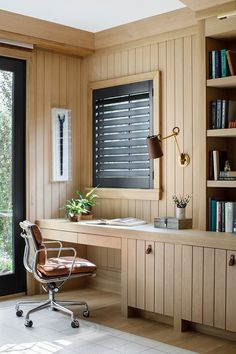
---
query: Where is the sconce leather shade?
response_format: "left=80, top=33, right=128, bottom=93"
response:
left=147, top=135, right=163, bottom=159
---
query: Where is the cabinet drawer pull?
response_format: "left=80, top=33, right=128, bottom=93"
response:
left=145, top=245, right=152, bottom=254
left=229, top=254, right=235, bottom=266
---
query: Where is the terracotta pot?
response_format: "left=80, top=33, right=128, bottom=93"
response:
left=69, top=214, right=81, bottom=222
left=81, top=214, right=93, bottom=220
left=80, top=206, right=93, bottom=220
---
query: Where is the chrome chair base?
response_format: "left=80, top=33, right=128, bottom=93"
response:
left=15, top=286, right=89, bottom=328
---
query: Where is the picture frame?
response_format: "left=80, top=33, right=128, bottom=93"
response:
left=51, top=108, right=72, bottom=182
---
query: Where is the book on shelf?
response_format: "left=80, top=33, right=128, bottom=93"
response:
left=221, top=49, right=229, bottom=77
left=220, top=171, right=236, bottom=178
left=209, top=100, right=236, bottom=129
left=209, top=198, right=236, bottom=233
left=208, top=48, right=236, bottom=79
left=209, top=49, right=229, bottom=79
left=228, top=100, right=236, bottom=128
left=209, top=150, right=227, bottom=180
left=225, top=202, right=236, bottom=233
left=226, top=50, right=236, bottom=76
left=85, top=217, right=147, bottom=227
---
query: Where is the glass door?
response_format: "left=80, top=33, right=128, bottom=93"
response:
left=0, top=56, right=26, bottom=296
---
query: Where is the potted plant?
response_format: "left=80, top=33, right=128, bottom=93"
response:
left=64, top=199, right=87, bottom=222
left=76, top=186, right=98, bottom=220
left=172, top=194, right=191, bottom=220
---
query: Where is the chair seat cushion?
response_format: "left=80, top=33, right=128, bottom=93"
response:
left=37, top=256, right=96, bottom=278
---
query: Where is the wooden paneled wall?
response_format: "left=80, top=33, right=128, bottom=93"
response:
left=81, top=27, right=199, bottom=272
left=28, top=49, right=81, bottom=222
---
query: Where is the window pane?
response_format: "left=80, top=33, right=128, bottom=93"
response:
left=0, top=70, right=13, bottom=275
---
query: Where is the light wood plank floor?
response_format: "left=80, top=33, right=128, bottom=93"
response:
left=72, top=288, right=236, bottom=354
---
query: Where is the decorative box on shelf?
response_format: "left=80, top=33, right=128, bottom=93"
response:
left=154, top=217, right=192, bottom=230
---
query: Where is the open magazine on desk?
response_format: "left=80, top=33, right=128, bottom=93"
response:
left=85, top=217, right=146, bottom=227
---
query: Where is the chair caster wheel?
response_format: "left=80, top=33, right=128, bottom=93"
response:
left=83, top=310, right=89, bottom=318
left=71, top=319, right=80, bottom=328
left=25, top=320, right=33, bottom=328
left=16, top=310, right=23, bottom=317
left=52, top=308, right=58, bottom=311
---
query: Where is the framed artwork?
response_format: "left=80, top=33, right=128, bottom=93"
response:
left=51, top=108, right=72, bottom=182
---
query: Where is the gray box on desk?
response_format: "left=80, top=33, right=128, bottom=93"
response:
left=154, top=217, right=167, bottom=229
left=154, top=217, right=192, bottom=230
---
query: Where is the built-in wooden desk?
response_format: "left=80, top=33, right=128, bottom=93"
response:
left=38, top=218, right=236, bottom=338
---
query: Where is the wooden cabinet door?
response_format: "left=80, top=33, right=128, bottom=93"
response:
left=145, top=241, right=155, bottom=312
left=127, top=239, right=174, bottom=316
left=226, top=250, right=236, bottom=332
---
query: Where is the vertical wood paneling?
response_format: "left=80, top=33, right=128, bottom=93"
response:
left=137, top=240, right=145, bottom=309
left=174, top=244, right=182, bottom=331
left=182, top=245, right=192, bottom=321
left=203, top=247, right=215, bottom=326
left=30, top=49, right=81, bottom=222
left=226, top=250, right=236, bottom=332
left=158, top=41, right=167, bottom=217
left=51, top=53, right=60, bottom=218
left=145, top=241, right=155, bottom=312
left=174, top=38, right=184, bottom=195
left=164, top=243, right=174, bottom=316
left=44, top=52, right=52, bottom=219
left=166, top=41, right=175, bottom=218
left=127, top=239, right=137, bottom=307
left=36, top=50, right=45, bottom=219
left=155, top=242, right=164, bottom=314
left=183, top=36, right=193, bottom=219
left=214, top=249, right=226, bottom=329
left=192, top=246, right=203, bottom=324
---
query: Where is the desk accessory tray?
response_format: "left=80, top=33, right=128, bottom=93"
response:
left=154, top=217, right=192, bottom=230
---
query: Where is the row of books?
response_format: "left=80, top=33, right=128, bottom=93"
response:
left=209, top=49, right=236, bottom=79
left=209, top=199, right=236, bottom=232
left=209, top=100, right=236, bottom=129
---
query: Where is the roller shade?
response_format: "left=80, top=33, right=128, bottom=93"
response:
left=93, top=80, right=153, bottom=189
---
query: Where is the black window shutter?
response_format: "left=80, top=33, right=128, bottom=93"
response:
left=93, top=80, right=153, bottom=189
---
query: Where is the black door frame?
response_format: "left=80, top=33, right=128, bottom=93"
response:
left=0, top=56, right=26, bottom=296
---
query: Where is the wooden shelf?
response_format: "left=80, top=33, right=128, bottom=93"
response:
left=207, top=180, right=236, bottom=188
left=207, top=128, right=236, bottom=137
left=207, top=76, right=236, bottom=88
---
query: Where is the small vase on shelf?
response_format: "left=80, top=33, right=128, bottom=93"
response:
left=173, top=194, right=191, bottom=220
left=176, top=207, right=185, bottom=220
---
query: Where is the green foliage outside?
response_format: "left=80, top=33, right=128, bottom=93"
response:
left=0, top=70, right=13, bottom=273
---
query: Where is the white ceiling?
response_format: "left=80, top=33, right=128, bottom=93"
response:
left=0, top=0, right=185, bottom=33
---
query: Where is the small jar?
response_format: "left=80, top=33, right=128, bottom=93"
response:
left=176, top=207, right=185, bottom=220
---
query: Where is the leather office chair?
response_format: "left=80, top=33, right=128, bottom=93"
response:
left=16, top=220, right=96, bottom=328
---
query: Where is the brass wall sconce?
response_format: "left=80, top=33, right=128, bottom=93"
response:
left=147, top=127, right=190, bottom=167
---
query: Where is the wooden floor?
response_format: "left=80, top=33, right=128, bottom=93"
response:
left=70, top=288, right=236, bottom=354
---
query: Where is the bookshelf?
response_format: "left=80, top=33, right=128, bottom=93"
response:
left=207, top=128, right=236, bottom=137
left=206, top=34, right=236, bottom=232
left=207, top=180, right=236, bottom=188
left=207, top=75, right=236, bottom=88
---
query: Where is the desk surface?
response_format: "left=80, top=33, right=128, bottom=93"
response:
left=38, top=218, right=236, bottom=250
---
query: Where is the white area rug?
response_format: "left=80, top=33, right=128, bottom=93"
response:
left=0, top=303, right=198, bottom=354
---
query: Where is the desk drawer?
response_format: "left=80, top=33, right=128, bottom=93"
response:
left=77, top=233, right=121, bottom=249
left=41, top=228, right=77, bottom=243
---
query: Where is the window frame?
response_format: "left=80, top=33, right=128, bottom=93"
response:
left=87, top=71, right=161, bottom=201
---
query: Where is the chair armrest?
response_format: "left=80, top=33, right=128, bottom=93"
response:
left=33, top=247, right=77, bottom=282
left=42, top=241, right=62, bottom=257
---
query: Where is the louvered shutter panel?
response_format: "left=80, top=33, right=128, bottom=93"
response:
left=93, top=81, right=153, bottom=189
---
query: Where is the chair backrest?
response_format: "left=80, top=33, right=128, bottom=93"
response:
left=19, top=221, right=45, bottom=273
